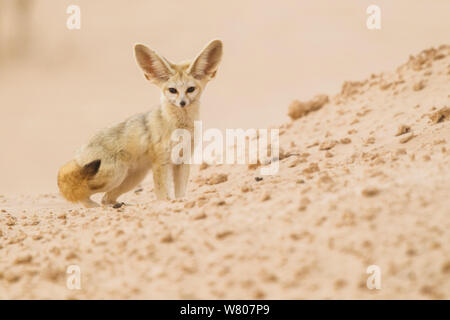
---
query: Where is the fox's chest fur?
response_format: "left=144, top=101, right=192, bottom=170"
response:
left=145, top=101, right=199, bottom=165
left=76, top=101, right=199, bottom=169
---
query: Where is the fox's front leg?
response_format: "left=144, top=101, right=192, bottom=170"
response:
left=152, top=163, right=175, bottom=200
left=173, top=164, right=190, bottom=198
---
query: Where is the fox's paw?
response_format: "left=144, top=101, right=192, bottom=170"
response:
left=101, top=195, right=127, bottom=209
left=101, top=194, right=117, bottom=206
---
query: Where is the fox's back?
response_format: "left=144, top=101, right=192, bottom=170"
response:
left=75, top=112, right=153, bottom=167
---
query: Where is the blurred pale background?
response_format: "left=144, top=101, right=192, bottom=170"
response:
left=0, top=0, right=449, bottom=194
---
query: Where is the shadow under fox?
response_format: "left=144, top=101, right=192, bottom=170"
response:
left=58, top=40, right=223, bottom=207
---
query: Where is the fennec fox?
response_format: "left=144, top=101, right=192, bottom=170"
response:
left=58, top=40, right=223, bottom=208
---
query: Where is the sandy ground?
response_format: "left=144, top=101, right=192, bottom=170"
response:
left=0, top=45, right=449, bottom=299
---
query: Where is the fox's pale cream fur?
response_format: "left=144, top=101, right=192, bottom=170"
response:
left=58, top=40, right=223, bottom=207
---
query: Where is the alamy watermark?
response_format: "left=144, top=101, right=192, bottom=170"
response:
left=366, top=5, right=381, bottom=30
left=171, top=121, right=280, bottom=175
left=67, top=4, right=382, bottom=31
left=366, top=265, right=381, bottom=290
left=66, top=265, right=81, bottom=290
left=66, top=5, right=81, bottom=30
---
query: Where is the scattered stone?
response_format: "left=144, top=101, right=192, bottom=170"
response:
left=429, top=107, right=450, bottom=124
left=340, top=137, right=352, bottom=144
left=433, top=139, right=446, bottom=145
left=303, top=163, right=320, bottom=174
left=200, top=163, right=209, bottom=170
left=255, top=177, right=263, bottom=182
left=340, top=81, right=365, bottom=98
left=420, top=285, right=442, bottom=299
left=362, top=187, right=380, bottom=197
left=15, top=253, right=33, bottom=264
left=307, top=141, right=319, bottom=148
left=261, top=192, right=271, bottom=201
left=434, top=53, right=445, bottom=60
left=196, top=198, right=208, bottom=207
left=206, top=173, right=228, bottom=185
left=442, top=261, right=450, bottom=274
left=287, top=157, right=304, bottom=168
left=259, top=269, right=278, bottom=282
left=57, top=213, right=67, bottom=219
left=319, top=140, right=338, bottom=151
left=413, top=80, right=426, bottom=91
left=339, top=210, right=356, bottom=227
left=380, top=81, right=392, bottom=90
left=161, top=232, right=174, bottom=243
left=192, top=212, right=207, bottom=220
left=6, top=217, right=16, bottom=226
left=399, top=132, right=415, bottom=144
left=4, top=271, right=21, bottom=283
left=356, top=109, right=371, bottom=117
left=50, top=246, right=61, bottom=256
left=66, top=251, right=79, bottom=260
left=288, top=94, right=329, bottom=120
left=134, top=188, right=143, bottom=194
left=184, top=201, right=196, bottom=209
left=365, top=137, right=376, bottom=144
left=215, top=200, right=226, bottom=206
left=216, top=230, right=234, bottom=240
left=334, top=279, right=348, bottom=290
left=42, top=265, right=64, bottom=282
left=395, top=125, right=411, bottom=136
left=298, top=197, right=311, bottom=211
left=318, top=174, right=334, bottom=184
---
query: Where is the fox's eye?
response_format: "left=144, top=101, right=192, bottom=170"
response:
left=186, top=86, right=196, bottom=93
left=168, top=88, right=178, bottom=94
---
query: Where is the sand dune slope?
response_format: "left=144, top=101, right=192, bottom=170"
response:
left=1, top=45, right=449, bottom=299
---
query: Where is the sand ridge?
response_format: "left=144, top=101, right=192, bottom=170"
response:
left=0, top=45, right=449, bottom=299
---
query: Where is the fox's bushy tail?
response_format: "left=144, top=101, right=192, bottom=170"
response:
left=57, top=159, right=101, bottom=202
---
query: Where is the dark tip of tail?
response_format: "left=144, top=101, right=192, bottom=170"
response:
left=81, top=159, right=101, bottom=177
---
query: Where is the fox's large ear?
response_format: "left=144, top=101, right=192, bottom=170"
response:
left=188, top=40, right=223, bottom=80
left=134, top=44, right=174, bottom=83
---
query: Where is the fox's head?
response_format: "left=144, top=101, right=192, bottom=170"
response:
left=134, top=40, right=223, bottom=108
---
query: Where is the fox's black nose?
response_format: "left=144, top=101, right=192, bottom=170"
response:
left=180, top=101, right=186, bottom=107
